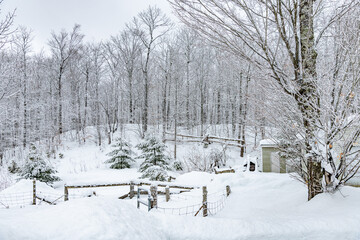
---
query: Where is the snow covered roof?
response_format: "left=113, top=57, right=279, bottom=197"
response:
left=259, top=139, right=278, bottom=147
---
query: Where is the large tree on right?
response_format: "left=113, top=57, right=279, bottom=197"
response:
left=169, top=0, right=360, bottom=200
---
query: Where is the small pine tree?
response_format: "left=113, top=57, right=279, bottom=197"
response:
left=8, top=160, right=20, bottom=174
left=172, top=160, right=183, bottom=171
left=137, top=136, right=170, bottom=181
left=20, top=144, right=61, bottom=184
left=106, top=138, right=134, bottom=169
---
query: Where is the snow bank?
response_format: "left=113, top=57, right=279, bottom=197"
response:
left=0, top=197, right=167, bottom=240
left=1, top=173, right=360, bottom=239
left=1, top=179, right=59, bottom=195
left=175, top=171, right=214, bottom=187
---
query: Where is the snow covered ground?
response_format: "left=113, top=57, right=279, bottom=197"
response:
left=0, top=172, right=360, bottom=240
left=0, top=127, right=360, bottom=239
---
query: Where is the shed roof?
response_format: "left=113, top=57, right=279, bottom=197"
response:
left=259, top=139, right=278, bottom=147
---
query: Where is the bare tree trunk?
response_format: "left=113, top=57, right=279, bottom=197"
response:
left=96, top=82, right=101, bottom=146
left=77, top=88, right=82, bottom=144
left=142, top=46, right=150, bottom=136
left=186, top=58, right=190, bottom=129
left=58, top=71, right=63, bottom=135
left=162, top=74, right=169, bottom=141
left=22, top=54, right=28, bottom=148
left=174, top=73, right=179, bottom=160
left=217, top=91, right=221, bottom=125
left=129, top=72, right=134, bottom=124
left=83, top=69, right=89, bottom=142
left=299, top=0, right=322, bottom=200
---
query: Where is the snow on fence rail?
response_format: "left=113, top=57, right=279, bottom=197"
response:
left=0, top=179, right=197, bottom=209
left=64, top=181, right=232, bottom=217
left=0, top=179, right=231, bottom=217
left=164, top=132, right=244, bottom=148
left=64, top=181, right=196, bottom=201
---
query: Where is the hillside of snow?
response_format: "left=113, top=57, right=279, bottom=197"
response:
left=0, top=126, right=359, bottom=239
left=0, top=172, right=360, bottom=239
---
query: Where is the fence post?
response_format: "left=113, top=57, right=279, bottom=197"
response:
left=226, top=185, right=231, bottom=197
left=150, top=185, right=157, bottom=209
left=165, top=186, right=170, bottom=202
left=32, top=179, right=36, bottom=205
left=137, top=188, right=140, bottom=209
left=147, top=194, right=152, bottom=211
left=129, top=181, right=135, bottom=199
left=202, top=186, right=208, bottom=217
left=64, top=185, right=69, bottom=201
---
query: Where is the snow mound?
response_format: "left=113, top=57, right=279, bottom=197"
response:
left=0, top=179, right=59, bottom=195
left=0, top=197, right=167, bottom=240
left=175, top=171, right=214, bottom=187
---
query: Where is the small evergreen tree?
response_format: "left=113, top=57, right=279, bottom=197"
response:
left=8, top=160, right=20, bottom=174
left=106, top=138, right=134, bottom=169
left=172, top=160, right=183, bottom=171
left=137, top=136, right=171, bottom=181
left=20, top=144, right=60, bottom=184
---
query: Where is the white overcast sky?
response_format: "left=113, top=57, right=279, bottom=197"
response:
left=2, top=0, right=174, bottom=53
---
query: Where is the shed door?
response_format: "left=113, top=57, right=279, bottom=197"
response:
left=270, top=152, right=280, bottom=173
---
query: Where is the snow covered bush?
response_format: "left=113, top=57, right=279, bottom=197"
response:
left=137, top=136, right=170, bottom=181
left=209, top=148, right=226, bottom=169
left=184, top=147, right=214, bottom=172
left=106, top=138, right=134, bottom=169
left=20, top=144, right=60, bottom=184
left=0, top=167, right=13, bottom=191
left=183, top=147, right=226, bottom=172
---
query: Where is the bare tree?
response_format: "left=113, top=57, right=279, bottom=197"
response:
left=178, top=27, right=198, bottom=130
left=0, top=0, right=15, bottom=50
left=129, top=6, right=173, bottom=137
left=111, top=29, right=141, bottom=124
left=13, top=26, right=32, bottom=148
left=48, top=24, right=84, bottom=135
left=169, top=0, right=359, bottom=200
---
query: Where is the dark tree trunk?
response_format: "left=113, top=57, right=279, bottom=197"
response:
left=299, top=0, right=322, bottom=200
left=58, top=69, right=63, bottom=135
left=129, top=71, right=134, bottom=124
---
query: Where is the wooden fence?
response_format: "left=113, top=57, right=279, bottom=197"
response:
left=164, top=132, right=244, bottom=148
left=155, top=185, right=231, bottom=217
left=0, top=180, right=231, bottom=218
left=64, top=181, right=195, bottom=202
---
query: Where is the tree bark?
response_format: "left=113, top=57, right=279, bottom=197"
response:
left=299, top=0, right=322, bottom=200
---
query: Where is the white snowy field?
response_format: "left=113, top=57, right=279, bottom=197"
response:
left=0, top=127, right=360, bottom=239
left=0, top=172, right=360, bottom=240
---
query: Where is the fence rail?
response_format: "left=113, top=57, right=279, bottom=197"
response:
left=0, top=179, right=231, bottom=217
left=164, top=132, right=244, bottom=148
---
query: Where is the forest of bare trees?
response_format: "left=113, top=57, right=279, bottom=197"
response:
left=0, top=4, right=259, bottom=160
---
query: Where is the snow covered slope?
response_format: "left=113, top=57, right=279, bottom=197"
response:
left=0, top=172, right=360, bottom=240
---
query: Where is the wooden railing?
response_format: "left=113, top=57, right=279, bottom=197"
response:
left=64, top=181, right=196, bottom=202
